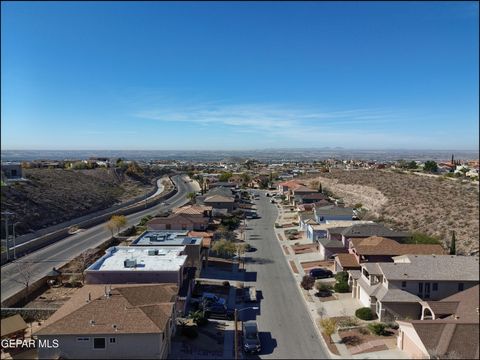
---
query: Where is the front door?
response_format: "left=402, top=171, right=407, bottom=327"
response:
left=424, top=283, right=431, bottom=299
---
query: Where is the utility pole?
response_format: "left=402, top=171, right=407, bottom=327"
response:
left=2, top=211, right=14, bottom=261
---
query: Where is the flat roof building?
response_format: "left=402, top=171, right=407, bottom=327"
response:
left=85, top=246, right=187, bottom=285
left=130, top=231, right=207, bottom=269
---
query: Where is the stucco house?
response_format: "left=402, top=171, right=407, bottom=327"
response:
left=334, top=236, right=445, bottom=272
left=146, top=213, right=210, bottom=231
left=35, top=284, right=178, bottom=359
left=349, top=255, right=479, bottom=322
left=396, top=285, right=479, bottom=359
left=314, top=205, right=355, bottom=224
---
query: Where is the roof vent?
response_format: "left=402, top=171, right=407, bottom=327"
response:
left=90, top=320, right=95, bottom=326
left=148, top=249, right=159, bottom=256
left=112, top=324, right=118, bottom=331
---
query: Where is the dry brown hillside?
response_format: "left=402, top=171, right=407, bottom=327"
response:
left=305, top=169, right=479, bottom=255
left=1, top=167, right=167, bottom=236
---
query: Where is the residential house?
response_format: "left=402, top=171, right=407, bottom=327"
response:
left=146, top=213, right=209, bottom=231
left=277, top=180, right=304, bottom=194
left=349, top=255, right=479, bottom=322
left=1, top=162, right=23, bottom=181
left=85, top=246, right=187, bottom=285
left=340, top=223, right=410, bottom=247
left=1, top=314, right=28, bottom=341
left=334, top=236, right=445, bottom=272
left=397, top=285, right=479, bottom=359
left=35, top=284, right=178, bottom=359
left=288, top=185, right=317, bottom=204
left=208, top=181, right=238, bottom=189
left=173, top=204, right=212, bottom=218
left=314, top=205, right=355, bottom=224
left=130, top=231, right=207, bottom=269
left=298, top=212, right=317, bottom=231
left=293, top=192, right=328, bottom=206
left=307, top=220, right=374, bottom=243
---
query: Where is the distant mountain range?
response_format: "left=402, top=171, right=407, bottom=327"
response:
left=1, top=149, right=479, bottom=162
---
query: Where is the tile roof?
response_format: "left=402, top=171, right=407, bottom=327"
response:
left=315, top=206, right=354, bottom=216
left=147, top=213, right=208, bottom=226
left=1, top=314, right=28, bottom=338
left=318, top=238, right=345, bottom=249
left=341, top=223, right=410, bottom=238
left=377, top=287, right=422, bottom=302
left=335, top=253, right=360, bottom=268
left=425, top=285, right=480, bottom=320
left=408, top=321, right=480, bottom=359
left=36, top=284, right=177, bottom=336
left=204, top=195, right=235, bottom=203
left=292, top=185, right=317, bottom=193
left=350, top=236, right=445, bottom=256
left=173, top=204, right=212, bottom=215
left=381, top=255, right=479, bottom=281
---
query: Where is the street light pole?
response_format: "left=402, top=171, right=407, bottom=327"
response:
left=234, top=306, right=259, bottom=360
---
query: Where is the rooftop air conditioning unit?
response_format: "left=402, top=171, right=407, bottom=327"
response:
left=124, top=259, right=137, bottom=268
left=148, top=249, right=159, bottom=256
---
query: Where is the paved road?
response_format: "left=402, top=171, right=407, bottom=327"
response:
left=0, top=175, right=198, bottom=303
left=242, top=190, right=329, bottom=359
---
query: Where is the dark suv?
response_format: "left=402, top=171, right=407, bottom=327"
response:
left=203, top=303, right=234, bottom=320
left=309, top=268, right=333, bottom=279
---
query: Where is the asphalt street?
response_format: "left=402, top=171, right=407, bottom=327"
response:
left=0, top=174, right=199, bottom=303
left=242, top=190, right=329, bottom=359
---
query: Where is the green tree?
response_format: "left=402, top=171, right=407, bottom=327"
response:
left=211, top=239, right=237, bottom=257
left=187, top=192, right=196, bottom=204
left=423, top=161, right=438, bottom=173
left=407, top=161, right=418, bottom=169
left=218, top=172, right=233, bottom=182
left=450, top=231, right=456, bottom=255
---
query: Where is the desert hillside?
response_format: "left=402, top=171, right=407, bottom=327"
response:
left=305, top=169, right=479, bottom=255
left=1, top=167, right=169, bottom=236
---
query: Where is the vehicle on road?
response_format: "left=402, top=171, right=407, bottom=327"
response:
left=309, top=268, right=333, bottom=279
left=245, top=245, right=257, bottom=252
left=243, top=321, right=261, bottom=353
left=203, top=303, right=234, bottom=320
left=244, top=286, right=257, bottom=302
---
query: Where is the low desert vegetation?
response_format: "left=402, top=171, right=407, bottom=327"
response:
left=307, top=169, right=479, bottom=255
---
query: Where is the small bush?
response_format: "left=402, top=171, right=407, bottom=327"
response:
left=338, top=316, right=359, bottom=328
left=333, top=281, right=350, bottom=293
left=355, top=307, right=374, bottom=321
left=335, top=271, right=349, bottom=283
left=358, top=327, right=370, bottom=335
left=385, top=321, right=399, bottom=330
left=301, top=275, right=315, bottom=290
left=368, top=323, right=387, bottom=336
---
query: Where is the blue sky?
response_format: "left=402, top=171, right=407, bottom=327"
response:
left=1, top=1, right=478, bottom=150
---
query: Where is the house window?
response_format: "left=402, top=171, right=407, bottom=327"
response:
left=93, top=338, right=106, bottom=349
left=401, top=281, right=406, bottom=288
left=433, top=283, right=438, bottom=291
left=418, top=283, right=423, bottom=296
left=77, top=337, right=90, bottom=342
left=109, top=338, right=116, bottom=344
left=458, top=283, right=464, bottom=292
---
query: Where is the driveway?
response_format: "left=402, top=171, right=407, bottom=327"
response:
left=242, top=190, right=330, bottom=359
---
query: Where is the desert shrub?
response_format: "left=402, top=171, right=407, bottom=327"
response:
left=341, top=335, right=362, bottom=346
left=358, top=327, right=370, bottom=335
left=355, top=307, right=374, bottom=321
left=368, top=322, right=387, bottom=336
left=385, top=321, right=399, bottom=330
left=335, top=271, right=349, bottom=283
left=338, top=317, right=359, bottom=328
left=333, top=281, right=350, bottom=293
left=301, top=275, right=315, bottom=290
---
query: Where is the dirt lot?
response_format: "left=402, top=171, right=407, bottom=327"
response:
left=306, top=169, right=479, bottom=255
left=338, top=327, right=397, bottom=355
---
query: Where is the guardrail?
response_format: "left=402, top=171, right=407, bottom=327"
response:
left=0, top=177, right=178, bottom=265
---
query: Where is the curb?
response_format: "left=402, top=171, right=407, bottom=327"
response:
left=272, top=206, right=341, bottom=359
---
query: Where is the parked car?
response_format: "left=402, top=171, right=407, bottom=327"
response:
left=203, top=303, right=234, bottom=320
left=309, top=268, right=333, bottom=279
left=201, top=292, right=226, bottom=306
left=243, top=321, right=261, bottom=353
